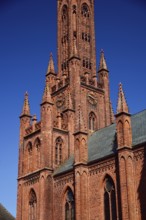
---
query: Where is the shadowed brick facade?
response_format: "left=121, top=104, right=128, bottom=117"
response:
left=16, top=1, right=146, bottom=220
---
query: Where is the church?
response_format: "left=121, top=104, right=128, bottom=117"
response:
left=16, top=1, right=146, bottom=220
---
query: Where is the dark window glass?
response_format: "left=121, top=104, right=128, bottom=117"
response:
left=104, top=177, right=117, bottom=220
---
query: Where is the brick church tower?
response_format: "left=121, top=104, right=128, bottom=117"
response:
left=16, top=1, right=146, bottom=220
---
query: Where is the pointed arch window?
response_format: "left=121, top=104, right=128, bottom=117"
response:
left=62, top=5, right=68, bottom=22
left=104, top=176, right=117, bottom=220
left=55, top=137, right=63, bottom=165
left=89, top=112, right=96, bottom=130
left=81, top=3, right=90, bottom=18
left=29, top=189, right=37, bottom=220
left=65, top=188, right=75, bottom=220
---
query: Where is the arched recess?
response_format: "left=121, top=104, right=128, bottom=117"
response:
left=34, top=137, right=41, bottom=169
left=64, top=187, right=75, bottom=220
left=26, top=141, right=33, bottom=171
left=29, top=189, right=37, bottom=220
left=75, top=139, right=80, bottom=163
left=125, top=120, right=131, bottom=146
left=103, top=175, right=117, bottom=220
left=89, top=112, right=96, bottom=130
left=55, top=136, right=63, bottom=165
left=117, top=120, right=124, bottom=146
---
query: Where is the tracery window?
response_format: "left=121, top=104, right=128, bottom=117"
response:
left=104, top=176, right=117, bottom=220
left=72, top=5, right=77, bottom=14
left=29, top=189, right=37, bottom=220
left=55, top=137, right=63, bottom=165
left=81, top=3, right=90, bottom=18
left=89, top=112, right=96, bottom=130
left=65, top=188, right=75, bottom=220
left=83, top=58, right=92, bottom=69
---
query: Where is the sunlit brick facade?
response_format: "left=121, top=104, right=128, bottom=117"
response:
left=16, top=1, right=146, bottom=220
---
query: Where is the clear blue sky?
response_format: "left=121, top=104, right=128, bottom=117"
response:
left=0, top=0, right=146, bottom=217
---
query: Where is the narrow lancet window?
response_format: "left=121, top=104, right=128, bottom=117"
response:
left=29, top=189, right=37, bottom=220
left=55, top=137, right=63, bottom=165
left=104, top=176, right=117, bottom=220
left=89, top=112, right=96, bottom=130
left=65, top=188, right=75, bottom=220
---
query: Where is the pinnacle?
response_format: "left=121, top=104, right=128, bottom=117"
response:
left=42, top=79, right=52, bottom=103
left=47, top=53, right=55, bottom=74
left=117, top=83, right=129, bottom=114
left=21, top=91, right=31, bottom=116
left=98, top=49, right=108, bottom=71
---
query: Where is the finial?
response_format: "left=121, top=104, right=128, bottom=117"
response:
left=47, top=52, right=55, bottom=74
left=98, top=49, right=108, bottom=71
left=117, top=83, right=129, bottom=114
left=21, top=91, right=31, bottom=116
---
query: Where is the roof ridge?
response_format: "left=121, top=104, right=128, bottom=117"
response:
left=0, top=203, right=15, bottom=219
left=131, top=109, right=146, bottom=117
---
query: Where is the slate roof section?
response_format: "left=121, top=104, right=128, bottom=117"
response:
left=0, top=203, right=15, bottom=220
left=131, top=110, right=146, bottom=146
left=54, top=110, right=146, bottom=175
left=88, top=123, right=116, bottom=162
left=54, top=155, right=74, bottom=176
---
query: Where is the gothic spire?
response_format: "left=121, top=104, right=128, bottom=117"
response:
left=21, top=92, right=30, bottom=116
left=47, top=53, right=55, bottom=74
left=98, top=49, right=108, bottom=71
left=117, top=83, right=129, bottom=114
left=42, top=79, right=52, bottom=104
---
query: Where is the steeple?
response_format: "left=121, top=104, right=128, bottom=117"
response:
left=98, top=49, right=108, bottom=72
left=21, top=92, right=30, bottom=116
left=47, top=53, right=55, bottom=75
left=57, top=0, right=97, bottom=77
left=117, top=83, right=129, bottom=114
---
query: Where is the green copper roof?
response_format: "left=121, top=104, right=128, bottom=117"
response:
left=54, top=110, right=146, bottom=175
left=0, top=204, right=15, bottom=220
